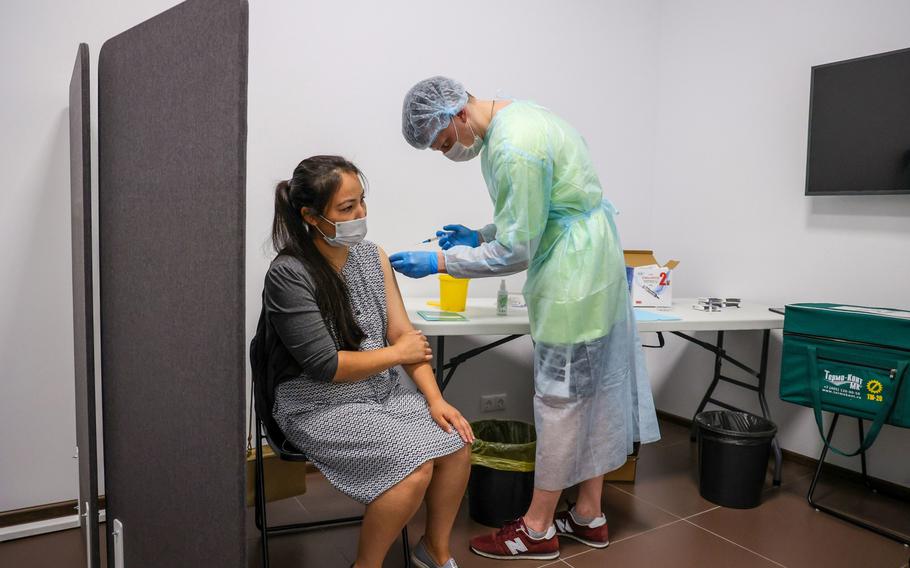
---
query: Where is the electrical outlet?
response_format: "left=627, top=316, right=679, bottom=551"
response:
left=481, top=393, right=507, bottom=413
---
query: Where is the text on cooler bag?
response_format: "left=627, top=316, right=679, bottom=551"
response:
left=823, top=370, right=863, bottom=391
left=822, top=369, right=889, bottom=404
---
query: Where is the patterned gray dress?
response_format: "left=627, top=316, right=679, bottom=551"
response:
left=270, top=241, right=464, bottom=504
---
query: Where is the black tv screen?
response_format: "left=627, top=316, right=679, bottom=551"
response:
left=806, top=47, right=910, bottom=195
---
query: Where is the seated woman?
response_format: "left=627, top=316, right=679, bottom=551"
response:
left=264, top=155, right=472, bottom=568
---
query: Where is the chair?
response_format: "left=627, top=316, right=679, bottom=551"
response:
left=251, top=371, right=412, bottom=567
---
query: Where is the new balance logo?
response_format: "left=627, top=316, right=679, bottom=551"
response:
left=555, top=519, right=574, bottom=533
left=504, top=537, right=528, bottom=555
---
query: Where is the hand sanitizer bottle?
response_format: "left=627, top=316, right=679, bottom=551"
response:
left=497, top=279, right=508, bottom=316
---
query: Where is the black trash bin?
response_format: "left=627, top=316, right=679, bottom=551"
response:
left=695, top=410, right=777, bottom=509
left=467, top=420, right=536, bottom=527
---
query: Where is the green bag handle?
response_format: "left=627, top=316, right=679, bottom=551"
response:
left=806, top=346, right=908, bottom=457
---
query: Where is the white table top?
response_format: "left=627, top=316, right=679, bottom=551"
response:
left=404, top=297, right=784, bottom=337
left=404, top=297, right=532, bottom=336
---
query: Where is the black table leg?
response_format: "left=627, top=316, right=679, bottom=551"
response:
left=680, top=328, right=782, bottom=486
left=690, top=331, right=725, bottom=441
left=756, top=330, right=782, bottom=486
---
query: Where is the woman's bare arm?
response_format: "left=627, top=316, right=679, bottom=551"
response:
left=379, top=247, right=474, bottom=443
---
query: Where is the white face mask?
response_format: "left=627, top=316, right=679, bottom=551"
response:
left=444, top=118, right=484, bottom=162
left=315, top=215, right=368, bottom=248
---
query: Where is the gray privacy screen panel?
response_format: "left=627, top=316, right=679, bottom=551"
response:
left=70, top=42, right=101, bottom=568
left=98, top=1, right=248, bottom=566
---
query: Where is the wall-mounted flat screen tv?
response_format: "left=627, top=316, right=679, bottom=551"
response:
left=806, top=47, right=910, bottom=195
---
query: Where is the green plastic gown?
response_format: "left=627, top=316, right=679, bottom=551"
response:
left=444, top=101, right=660, bottom=490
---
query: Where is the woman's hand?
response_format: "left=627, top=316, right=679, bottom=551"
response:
left=428, top=399, right=475, bottom=444
left=392, top=329, right=432, bottom=365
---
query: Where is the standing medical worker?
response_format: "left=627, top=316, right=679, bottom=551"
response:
left=390, top=77, right=660, bottom=562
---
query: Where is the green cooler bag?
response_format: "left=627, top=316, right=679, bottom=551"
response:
left=780, top=303, right=910, bottom=456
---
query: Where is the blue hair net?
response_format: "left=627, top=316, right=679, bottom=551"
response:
left=401, top=76, right=468, bottom=150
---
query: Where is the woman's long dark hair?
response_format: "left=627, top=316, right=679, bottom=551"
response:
left=272, top=155, right=366, bottom=350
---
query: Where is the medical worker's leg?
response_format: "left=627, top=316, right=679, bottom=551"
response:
left=524, top=474, right=604, bottom=532
left=423, top=445, right=471, bottom=564
left=355, top=461, right=433, bottom=568
left=523, top=488, right=561, bottom=532
left=552, top=474, right=610, bottom=549
left=575, top=475, right=605, bottom=518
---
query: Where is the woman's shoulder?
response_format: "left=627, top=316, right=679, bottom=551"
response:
left=349, top=240, right=382, bottom=261
left=266, top=254, right=316, bottom=290
left=268, top=253, right=307, bottom=274
left=349, top=241, right=392, bottom=278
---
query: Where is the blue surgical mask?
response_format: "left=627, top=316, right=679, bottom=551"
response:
left=444, top=118, right=484, bottom=162
left=315, top=215, right=368, bottom=248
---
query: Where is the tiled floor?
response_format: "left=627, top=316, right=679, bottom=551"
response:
left=2, top=420, right=908, bottom=567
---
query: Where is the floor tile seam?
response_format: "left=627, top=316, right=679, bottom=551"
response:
left=538, top=559, right=574, bottom=568
left=605, top=482, right=701, bottom=520
left=611, top=518, right=686, bottom=546
left=682, top=518, right=788, bottom=568
left=556, top=518, right=686, bottom=562
left=607, top=483, right=687, bottom=518
left=294, top=498, right=364, bottom=522
left=681, top=506, right=720, bottom=521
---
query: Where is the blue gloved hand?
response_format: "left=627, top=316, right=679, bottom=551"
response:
left=389, top=251, right=439, bottom=278
left=436, top=224, right=480, bottom=250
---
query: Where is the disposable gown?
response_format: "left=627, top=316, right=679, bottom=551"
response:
left=444, top=101, right=660, bottom=490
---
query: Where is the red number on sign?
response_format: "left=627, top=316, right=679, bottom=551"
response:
left=659, top=272, right=668, bottom=286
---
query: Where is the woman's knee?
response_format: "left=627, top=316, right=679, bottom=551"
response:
left=438, top=444, right=471, bottom=469
left=454, top=444, right=471, bottom=466
left=399, top=460, right=433, bottom=494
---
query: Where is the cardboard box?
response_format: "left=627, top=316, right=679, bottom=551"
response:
left=603, top=443, right=640, bottom=482
left=624, top=250, right=679, bottom=308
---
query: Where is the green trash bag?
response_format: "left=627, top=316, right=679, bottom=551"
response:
left=470, top=419, right=536, bottom=473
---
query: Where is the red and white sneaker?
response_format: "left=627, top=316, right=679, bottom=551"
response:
left=553, top=509, right=610, bottom=548
left=469, top=518, right=560, bottom=561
